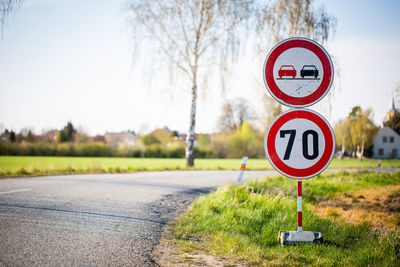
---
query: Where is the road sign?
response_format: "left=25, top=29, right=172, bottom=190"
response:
left=263, top=37, right=334, bottom=107
left=265, top=109, right=335, bottom=179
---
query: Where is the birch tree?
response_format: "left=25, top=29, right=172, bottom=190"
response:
left=334, top=119, right=351, bottom=158
left=349, top=107, right=377, bottom=158
left=127, top=0, right=335, bottom=166
left=264, top=0, right=336, bottom=44
left=335, top=106, right=377, bottom=159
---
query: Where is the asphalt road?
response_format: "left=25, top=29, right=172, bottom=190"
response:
left=0, top=170, right=274, bottom=266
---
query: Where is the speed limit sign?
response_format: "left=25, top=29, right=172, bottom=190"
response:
left=265, top=109, right=335, bottom=179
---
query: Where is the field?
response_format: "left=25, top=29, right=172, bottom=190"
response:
left=0, top=156, right=400, bottom=177
left=0, top=156, right=266, bottom=176
left=157, top=171, right=400, bottom=266
left=1, top=156, right=400, bottom=177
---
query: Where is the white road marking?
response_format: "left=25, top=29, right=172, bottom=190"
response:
left=0, top=188, right=32, bottom=195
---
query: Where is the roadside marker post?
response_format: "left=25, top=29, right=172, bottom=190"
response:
left=263, top=37, right=334, bottom=246
left=236, top=156, right=248, bottom=184
left=377, top=160, right=382, bottom=172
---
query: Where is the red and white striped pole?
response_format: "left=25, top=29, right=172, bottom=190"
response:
left=297, top=180, right=302, bottom=232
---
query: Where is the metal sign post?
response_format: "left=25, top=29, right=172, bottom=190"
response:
left=263, top=37, right=334, bottom=245
left=297, top=180, right=302, bottom=232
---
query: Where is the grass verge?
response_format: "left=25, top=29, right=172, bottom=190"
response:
left=0, top=156, right=272, bottom=177
left=1, top=156, right=400, bottom=177
left=160, top=171, right=400, bottom=266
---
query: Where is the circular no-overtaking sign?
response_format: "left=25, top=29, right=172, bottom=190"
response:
left=265, top=109, right=335, bottom=179
left=263, top=37, right=334, bottom=107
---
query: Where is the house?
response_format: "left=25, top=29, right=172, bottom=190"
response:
left=148, top=127, right=185, bottom=147
left=36, top=130, right=58, bottom=142
left=372, top=98, right=400, bottom=159
left=372, top=127, right=400, bottom=159
left=151, top=128, right=173, bottom=144
left=90, top=135, right=106, bottom=143
left=0, top=130, right=9, bottom=142
left=104, top=131, right=137, bottom=147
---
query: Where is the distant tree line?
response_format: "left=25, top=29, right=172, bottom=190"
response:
left=0, top=141, right=211, bottom=158
left=2, top=99, right=399, bottom=159
left=0, top=121, right=260, bottom=158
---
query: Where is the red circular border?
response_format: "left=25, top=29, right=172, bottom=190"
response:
left=264, top=38, right=333, bottom=107
left=265, top=109, right=334, bottom=179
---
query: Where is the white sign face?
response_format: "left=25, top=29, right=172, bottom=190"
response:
left=274, top=118, right=325, bottom=169
left=264, top=37, right=334, bottom=107
left=265, top=109, right=335, bottom=179
left=273, top=48, right=323, bottom=98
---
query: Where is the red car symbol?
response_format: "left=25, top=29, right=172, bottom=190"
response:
left=278, top=65, right=296, bottom=78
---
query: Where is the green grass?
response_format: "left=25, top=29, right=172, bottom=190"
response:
left=0, top=156, right=271, bottom=176
left=329, top=158, right=400, bottom=169
left=171, top=171, right=400, bottom=266
left=246, top=170, right=400, bottom=203
left=0, top=156, right=399, bottom=177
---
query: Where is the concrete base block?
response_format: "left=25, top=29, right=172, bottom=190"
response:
left=278, top=231, right=323, bottom=246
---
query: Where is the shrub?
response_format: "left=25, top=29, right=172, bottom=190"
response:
left=210, top=133, right=230, bottom=158
left=167, top=147, right=185, bottom=158
left=141, top=134, right=161, bottom=146
left=75, top=142, right=112, bottom=157
left=194, top=147, right=213, bottom=158
left=132, top=149, right=142, bottom=157
left=144, top=145, right=167, bottom=158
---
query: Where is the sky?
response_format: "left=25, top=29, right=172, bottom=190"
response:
left=1, top=0, right=400, bottom=136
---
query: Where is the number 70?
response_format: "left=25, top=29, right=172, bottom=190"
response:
left=280, top=130, right=319, bottom=160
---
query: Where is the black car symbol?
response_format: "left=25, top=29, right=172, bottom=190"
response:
left=300, top=65, right=319, bottom=78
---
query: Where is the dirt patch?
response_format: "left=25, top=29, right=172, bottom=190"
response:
left=315, top=184, right=400, bottom=230
left=152, top=225, right=248, bottom=267
left=150, top=188, right=248, bottom=267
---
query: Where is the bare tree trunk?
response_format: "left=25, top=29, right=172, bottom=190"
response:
left=360, top=143, right=365, bottom=160
left=355, top=145, right=362, bottom=159
left=186, top=83, right=197, bottom=167
left=339, top=135, right=345, bottom=159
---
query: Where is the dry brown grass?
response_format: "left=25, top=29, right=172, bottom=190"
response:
left=315, top=184, right=400, bottom=230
